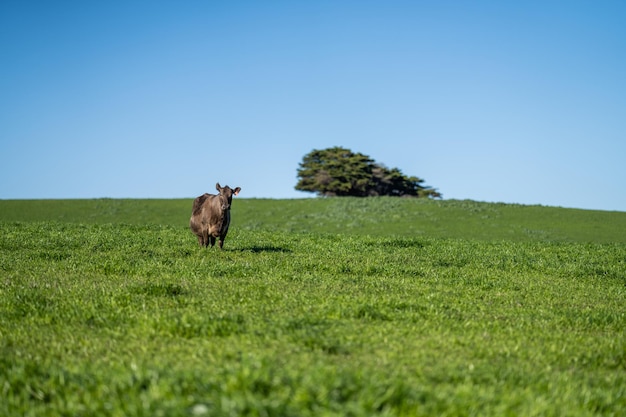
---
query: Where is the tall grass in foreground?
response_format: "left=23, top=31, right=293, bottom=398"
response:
left=1, top=221, right=625, bottom=416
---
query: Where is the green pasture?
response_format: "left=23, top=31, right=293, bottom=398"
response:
left=2, top=197, right=625, bottom=242
left=1, top=199, right=625, bottom=416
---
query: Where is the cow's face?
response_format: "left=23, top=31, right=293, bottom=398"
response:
left=216, top=183, right=241, bottom=210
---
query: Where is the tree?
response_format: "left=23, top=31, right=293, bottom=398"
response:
left=294, top=147, right=374, bottom=196
left=295, top=146, right=442, bottom=198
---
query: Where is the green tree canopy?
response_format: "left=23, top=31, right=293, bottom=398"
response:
left=295, top=146, right=442, bottom=198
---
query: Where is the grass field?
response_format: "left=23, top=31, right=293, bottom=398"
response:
left=1, top=198, right=625, bottom=416
left=2, top=197, right=625, bottom=243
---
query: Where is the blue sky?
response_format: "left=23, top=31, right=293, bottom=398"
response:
left=1, top=1, right=625, bottom=211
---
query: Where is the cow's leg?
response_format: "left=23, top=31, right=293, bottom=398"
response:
left=199, top=230, right=207, bottom=247
left=218, top=232, right=228, bottom=249
left=210, top=236, right=216, bottom=247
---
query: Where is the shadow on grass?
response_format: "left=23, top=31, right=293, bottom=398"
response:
left=133, top=283, right=187, bottom=297
left=375, top=237, right=427, bottom=249
left=237, top=245, right=292, bottom=253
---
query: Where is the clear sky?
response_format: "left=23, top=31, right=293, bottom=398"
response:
left=1, top=1, right=625, bottom=211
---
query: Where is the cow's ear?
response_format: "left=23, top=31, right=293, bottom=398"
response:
left=216, top=183, right=222, bottom=191
left=234, top=187, right=241, bottom=196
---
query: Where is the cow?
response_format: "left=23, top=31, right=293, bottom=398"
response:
left=190, top=183, right=241, bottom=249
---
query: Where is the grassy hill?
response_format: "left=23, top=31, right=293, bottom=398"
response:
left=1, top=198, right=625, bottom=416
left=1, top=197, right=625, bottom=243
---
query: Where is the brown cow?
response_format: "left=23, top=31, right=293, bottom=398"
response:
left=190, top=183, right=241, bottom=249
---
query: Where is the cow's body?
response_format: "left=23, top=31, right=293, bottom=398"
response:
left=190, top=183, right=241, bottom=249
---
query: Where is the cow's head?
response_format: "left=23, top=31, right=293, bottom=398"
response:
left=216, top=183, right=241, bottom=210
